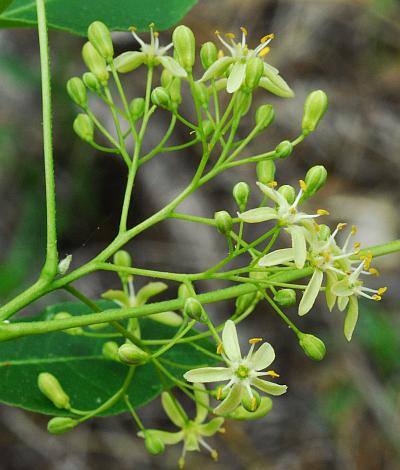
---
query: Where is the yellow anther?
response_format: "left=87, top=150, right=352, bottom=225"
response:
left=317, top=209, right=329, bottom=216
left=149, top=22, right=155, bottom=29
left=369, top=267, right=380, bottom=276
left=251, top=397, right=257, bottom=411
left=372, top=294, right=382, bottom=301
left=211, top=450, right=219, bottom=462
left=299, top=179, right=308, bottom=191
left=217, top=49, right=224, bottom=59
left=178, top=457, right=185, bottom=469
left=363, top=252, right=373, bottom=270
left=216, top=386, right=223, bottom=400
left=268, top=180, right=278, bottom=188
left=351, top=225, right=357, bottom=236
left=225, top=32, right=236, bottom=39
left=129, top=26, right=137, bottom=32
left=217, top=343, right=224, bottom=354
left=353, top=242, right=361, bottom=249
left=261, top=33, right=275, bottom=43
left=266, top=370, right=280, bottom=378
left=240, top=26, right=248, bottom=36
left=377, top=287, right=387, bottom=295
left=337, top=223, right=347, bottom=231
left=218, top=427, right=226, bottom=434
left=153, top=31, right=159, bottom=37
left=249, top=337, right=263, bottom=345
left=289, top=207, right=297, bottom=215
left=323, top=252, right=331, bottom=262
left=258, top=47, right=271, bottom=57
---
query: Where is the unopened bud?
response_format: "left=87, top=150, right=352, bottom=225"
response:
left=275, top=140, right=293, bottom=159
left=193, top=81, right=209, bottom=108
left=83, top=72, right=101, bottom=93
left=255, top=104, right=275, bottom=130
left=66, top=77, right=87, bottom=108
left=102, top=341, right=120, bottom=361
left=277, top=185, right=295, bottom=205
left=58, top=254, right=72, bottom=275
left=87, top=21, right=114, bottom=62
left=241, top=390, right=261, bottom=412
left=233, top=182, right=250, bottom=211
left=129, top=97, right=145, bottom=121
left=200, top=42, right=218, bottom=69
left=114, top=51, right=146, bottom=73
left=244, top=57, right=264, bottom=90
left=118, top=343, right=148, bottom=365
left=228, top=396, right=272, bottom=420
left=234, top=90, right=252, bottom=117
left=172, top=25, right=195, bottom=71
left=149, top=311, right=183, bottom=327
left=38, top=373, right=71, bottom=410
left=195, top=119, right=214, bottom=140
left=178, top=284, right=191, bottom=302
left=184, top=297, right=205, bottom=322
left=259, top=65, right=294, bottom=98
left=235, top=292, right=257, bottom=315
left=151, top=86, right=171, bottom=109
left=144, top=431, right=165, bottom=455
left=47, top=417, right=78, bottom=435
left=53, top=312, right=83, bottom=336
left=298, top=333, right=326, bottom=361
left=73, top=113, right=94, bottom=142
left=303, top=165, right=328, bottom=199
left=256, top=160, right=276, bottom=185
left=169, top=78, right=182, bottom=108
left=214, top=210, right=233, bottom=236
left=136, top=282, right=168, bottom=306
left=273, top=288, right=296, bottom=306
left=82, top=42, right=109, bottom=83
left=161, top=69, right=173, bottom=88
left=302, top=90, right=328, bottom=135
left=113, top=250, right=132, bottom=268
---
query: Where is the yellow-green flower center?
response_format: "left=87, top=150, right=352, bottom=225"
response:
left=235, top=365, right=249, bottom=379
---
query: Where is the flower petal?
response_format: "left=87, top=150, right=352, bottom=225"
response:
left=256, top=182, right=288, bottom=206
left=136, top=282, right=168, bottom=306
left=239, top=207, right=278, bottom=223
left=344, top=296, right=358, bottom=341
left=183, top=367, right=232, bottom=383
left=138, top=429, right=184, bottom=445
left=332, top=279, right=354, bottom=297
left=200, top=57, right=233, bottom=82
left=199, top=417, right=225, bottom=437
left=227, top=62, right=246, bottom=93
left=158, top=56, right=187, bottom=78
left=214, top=383, right=243, bottom=415
left=252, top=378, right=287, bottom=396
left=286, top=226, right=307, bottom=269
left=298, top=269, right=324, bottom=316
left=222, top=319, right=241, bottom=362
left=325, top=271, right=337, bottom=311
left=250, top=342, right=275, bottom=371
left=161, top=392, right=187, bottom=428
left=194, top=383, right=209, bottom=423
left=149, top=311, right=183, bottom=327
left=337, top=295, right=349, bottom=312
left=259, top=248, right=295, bottom=267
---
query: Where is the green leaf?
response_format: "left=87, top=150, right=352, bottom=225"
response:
left=0, top=301, right=216, bottom=417
left=0, top=0, right=13, bottom=14
left=0, top=0, right=198, bottom=35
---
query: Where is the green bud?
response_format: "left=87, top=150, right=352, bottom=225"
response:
left=57, top=254, right=72, bottom=275
left=151, top=86, right=171, bottom=109
left=275, top=140, right=293, bottom=159
left=233, top=182, right=250, bottom=211
left=102, top=341, right=120, bottom=361
left=256, top=160, right=276, bottom=185
left=277, top=184, right=295, bottom=205
left=136, top=282, right=168, bottom=306
left=38, top=373, right=71, bottom=410
left=144, top=431, right=165, bottom=455
left=200, top=42, right=218, bottom=69
left=273, top=288, right=296, bottom=306
left=214, top=210, right=233, bottom=236
left=113, top=51, right=146, bottom=73
left=302, top=90, right=328, bottom=135
left=228, top=396, right=273, bottom=421
left=255, top=104, right=275, bottom=130
left=53, top=312, right=83, bottom=336
left=73, top=113, right=94, bottom=143
left=303, top=165, right=328, bottom=199
left=234, top=90, right=252, bottom=117
left=298, top=333, right=326, bottom=361
left=213, top=77, right=228, bottom=91
left=82, top=72, right=101, bottom=93
left=118, top=343, right=149, bottom=365
left=172, top=25, right=195, bottom=71
left=195, top=119, right=214, bottom=140
left=193, top=81, right=209, bottom=108
left=47, top=417, right=78, bottom=435
left=169, top=78, right=182, bottom=108
left=235, top=291, right=257, bottom=315
left=318, top=224, right=331, bottom=241
left=82, top=42, right=109, bottom=83
left=183, top=297, right=205, bottom=322
left=66, top=77, right=87, bottom=108
left=161, top=69, right=173, bottom=88
left=149, top=311, right=183, bottom=327
left=241, top=390, right=261, bottom=412
left=87, top=21, right=114, bottom=62
left=113, top=250, right=132, bottom=268
left=244, top=57, right=264, bottom=90
left=212, top=385, right=229, bottom=401
left=129, top=97, right=145, bottom=121
left=259, top=65, right=294, bottom=98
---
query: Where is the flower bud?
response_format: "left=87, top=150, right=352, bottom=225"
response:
left=144, top=431, right=165, bottom=455
left=259, top=65, right=294, bottom=98
left=244, top=57, right=264, bottom=90
left=302, top=90, right=328, bottom=135
left=136, top=282, right=168, bottom=306
left=118, top=343, right=149, bottom=365
left=255, top=104, right=275, bottom=130
left=38, top=373, right=71, bottom=410
left=178, top=283, right=191, bottom=302
left=113, top=51, right=146, bottom=73
left=129, top=97, right=145, bottom=121
left=102, top=341, right=120, bottom=361
left=73, top=113, right=94, bottom=142
left=256, top=160, right=276, bottom=185
left=241, top=390, right=261, bottom=412
left=53, top=312, right=83, bottom=336
left=214, top=210, right=233, bottom=236
left=229, top=396, right=272, bottom=421
left=318, top=224, right=331, bottom=241
left=160, top=69, right=173, bottom=88
left=233, top=182, right=250, bottom=211
left=151, top=86, right=171, bottom=109
left=235, top=292, right=257, bottom=315
left=196, top=120, right=214, bottom=140
left=275, top=140, right=293, bottom=159
left=150, top=311, right=183, bottom=327
left=212, top=385, right=229, bottom=401
left=172, top=25, right=195, bottom=71
left=57, top=254, right=72, bottom=275
left=66, top=77, right=87, bottom=108
left=298, top=333, right=326, bottom=361
left=83, top=72, right=101, bottom=93
left=277, top=185, right=295, bottom=205
left=47, top=417, right=78, bottom=435
left=303, top=165, right=328, bottom=199
left=200, top=41, right=218, bottom=69
left=273, top=288, right=296, bottom=306
left=234, top=90, right=252, bottom=117
left=169, top=78, right=182, bottom=108
left=87, top=21, right=114, bottom=62
left=183, top=297, right=205, bottom=322
left=193, top=81, right=209, bottom=108
left=82, top=42, right=109, bottom=83
left=113, top=250, right=132, bottom=268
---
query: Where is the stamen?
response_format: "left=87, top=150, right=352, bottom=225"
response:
left=258, top=47, right=270, bottom=57
left=377, top=287, right=387, bottom=295
left=251, top=397, right=257, bottom=411
left=249, top=337, right=263, bottom=344
left=299, top=179, right=308, bottom=191
left=216, top=386, right=222, bottom=400
left=317, top=209, right=329, bottom=216
left=217, top=49, right=224, bottom=58
left=372, top=294, right=382, bottom=301
left=261, top=33, right=275, bottom=43
left=337, top=223, right=347, bottom=231
left=351, top=225, right=357, bottom=236
left=240, top=26, right=248, bottom=36
left=129, top=26, right=137, bottom=32
left=268, top=180, right=278, bottom=188
left=211, top=450, right=219, bottom=462
left=217, top=343, right=224, bottom=354
left=218, top=427, right=226, bottom=433
left=153, top=31, right=159, bottom=37
left=266, top=370, right=280, bottom=378
left=369, top=267, right=380, bottom=276
left=353, top=242, right=361, bottom=249
left=225, top=32, right=236, bottom=39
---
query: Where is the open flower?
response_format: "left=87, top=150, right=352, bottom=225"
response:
left=240, top=181, right=328, bottom=269
left=138, top=384, right=224, bottom=468
left=184, top=320, right=287, bottom=415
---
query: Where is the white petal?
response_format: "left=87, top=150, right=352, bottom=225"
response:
left=194, top=384, right=209, bottom=423
left=298, top=269, right=324, bottom=316
left=200, top=57, right=233, bottom=82
left=344, top=296, right=358, bottom=341
left=161, top=392, right=187, bottom=428
left=239, top=207, right=278, bottom=223
left=252, top=378, right=287, bottom=395
left=325, top=271, right=337, bottom=311
left=227, top=62, right=246, bottom=93
left=222, top=320, right=242, bottom=362
left=138, top=429, right=184, bottom=445
left=256, top=182, right=288, bottom=206
left=259, top=248, right=295, bottom=267
left=183, top=367, right=232, bottom=383
left=250, top=342, right=275, bottom=371
left=286, top=226, right=307, bottom=269
left=158, top=56, right=187, bottom=78
left=337, top=295, right=349, bottom=312
left=214, top=383, right=243, bottom=415
left=199, top=418, right=224, bottom=437
left=332, top=279, right=354, bottom=297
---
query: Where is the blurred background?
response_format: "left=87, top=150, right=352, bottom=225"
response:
left=0, top=0, right=399, bottom=468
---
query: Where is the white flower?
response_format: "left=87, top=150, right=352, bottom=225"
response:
left=183, top=320, right=287, bottom=415
left=138, top=384, right=224, bottom=468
